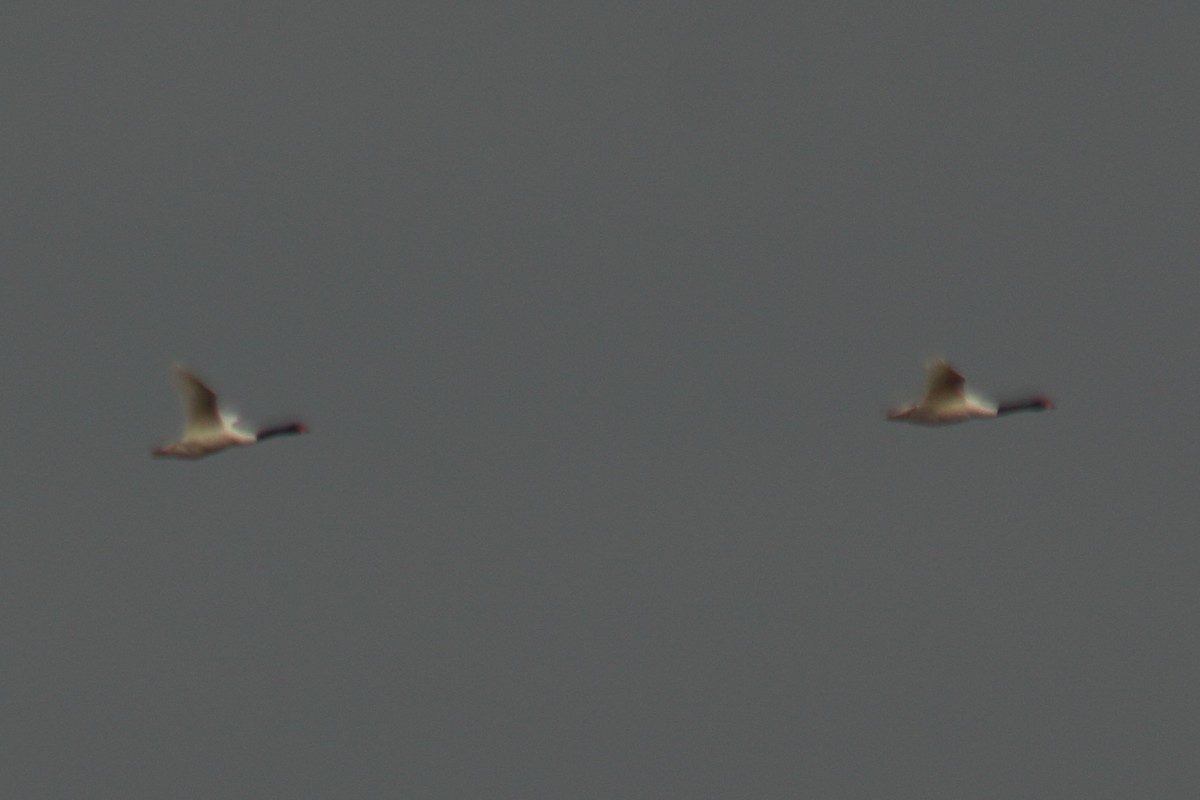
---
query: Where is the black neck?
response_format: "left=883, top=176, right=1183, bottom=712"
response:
left=256, top=422, right=307, bottom=440
left=996, top=397, right=1053, bottom=415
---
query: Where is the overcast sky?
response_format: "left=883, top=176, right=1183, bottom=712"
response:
left=4, top=3, right=1200, bottom=798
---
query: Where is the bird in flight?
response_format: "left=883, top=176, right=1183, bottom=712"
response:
left=887, top=360, right=1053, bottom=425
left=153, top=365, right=308, bottom=458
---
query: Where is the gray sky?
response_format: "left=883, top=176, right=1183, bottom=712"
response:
left=4, top=3, right=1199, bottom=797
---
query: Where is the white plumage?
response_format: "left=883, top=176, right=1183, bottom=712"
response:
left=887, top=360, right=1053, bottom=425
left=154, top=366, right=307, bottom=458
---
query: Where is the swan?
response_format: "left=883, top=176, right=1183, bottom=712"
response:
left=153, top=366, right=308, bottom=458
left=887, top=360, right=1053, bottom=425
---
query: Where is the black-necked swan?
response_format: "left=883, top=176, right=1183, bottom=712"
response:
left=153, top=366, right=308, bottom=458
left=887, top=360, right=1054, bottom=425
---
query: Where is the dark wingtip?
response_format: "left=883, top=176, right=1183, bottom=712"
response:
left=256, top=421, right=309, bottom=441
left=996, top=395, right=1055, bottom=415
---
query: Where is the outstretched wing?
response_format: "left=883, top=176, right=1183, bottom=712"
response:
left=923, top=360, right=966, bottom=404
left=172, top=366, right=223, bottom=432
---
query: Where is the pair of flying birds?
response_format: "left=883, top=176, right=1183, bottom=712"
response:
left=154, top=360, right=1053, bottom=458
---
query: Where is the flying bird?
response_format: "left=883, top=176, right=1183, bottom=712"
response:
left=153, top=365, right=308, bottom=458
left=887, top=360, right=1054, bottom=425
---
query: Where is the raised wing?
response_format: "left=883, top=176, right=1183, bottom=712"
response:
left=923, top=360, right=967, bottom=404
left=172, top=366, right=223, bottom=432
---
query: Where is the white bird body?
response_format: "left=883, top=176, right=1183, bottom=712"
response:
left=888, top=360, right=1052, bottom=425
left=154, top=366, right=306, bottom=458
